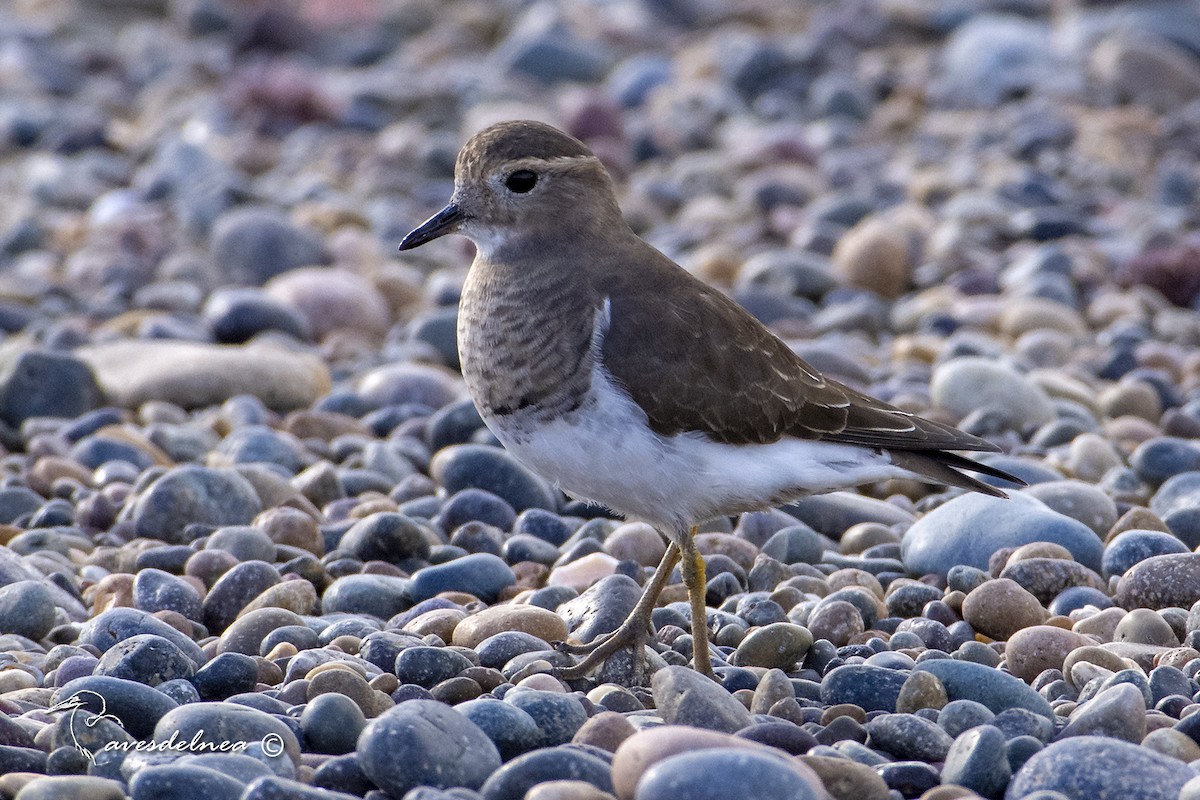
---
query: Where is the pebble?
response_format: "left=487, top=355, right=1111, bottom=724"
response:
left=1008, top=736, right=1195, bottom=800
left=0, top=580, right=57, bottom=640
left=902, top=492, right=1103, bottom=577
left=635, top=748, right=823, bottom=800
left=79, top=340, right=330, bottom=411
left=357, top=700, right=500, bottom=796
left=930, top=357, right=1055, bottom=430
left=479, top=748, right=615, bottom=800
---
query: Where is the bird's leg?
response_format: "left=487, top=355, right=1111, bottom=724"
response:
left=678, top=528, right=716, bottom=680
left=555, top=543, right=680, bottom=681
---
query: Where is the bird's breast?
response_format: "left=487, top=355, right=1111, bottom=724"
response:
left=457, top=266, right=596, bottom=424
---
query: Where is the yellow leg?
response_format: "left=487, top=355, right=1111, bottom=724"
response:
left=679, top=527, right=716, bottom=680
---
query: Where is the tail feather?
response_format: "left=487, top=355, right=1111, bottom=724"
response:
left=888, top=450, right=1026, bottom=498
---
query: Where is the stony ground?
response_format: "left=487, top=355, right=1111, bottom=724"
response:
left=0, top=0, right=1199, bottom=799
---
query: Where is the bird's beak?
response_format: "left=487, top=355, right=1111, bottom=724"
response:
left=398, top=203, right=464, bottom=250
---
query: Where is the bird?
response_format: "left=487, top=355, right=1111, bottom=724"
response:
left=398, top=119, right=1024, bottom=682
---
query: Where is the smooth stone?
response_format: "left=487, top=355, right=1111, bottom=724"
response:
left=79, top=341, right=330, bottom=411
left=240, top=775, right=361, bottom=800
left=124, top=465, right=262, bottom=544
left=264, top=267, right=389, bottom=338
left=202, top=561, right=280, bottom=634
left=0, top=488, right=44, bottom=524
left=1023, top=481, right=1119, bottom=537
left=602, top=523, right=665, bottom=567
left=203, top=287, right=311, bottom=344
left=865, top=713, right=954, bottom=761
left=504, top=690, right=588, bottom=748
left=895, top=671, right=948, bottom=714
left=960, top=578, right=1048, bottom=640
left=54, top=675, right=179, bottom=739
left=479, top=748, right=614, bottom=800
left=357, top=700, right=499, bottom=796
left=127, top=764, right=246, bottom=800
left=93, top=633, right=197, bottom=685
left=730, top=623, right=812, bottom=670
left=760, top=525, right=825, bottom=565
left=210, top=206, right=328, bottom=285
left=452, top=605, right=567, bottom=649
left=651, top=665, right=752, bottom=733
left=832, top=217, right=912, bottom=300
left=341, top=513, right=431, bottom=563
left=901, top=493, right=1102, bottom=578
left=456, top=697, right=542, bottom=761
left=1130, top=438, right=1200, bottom=488
left=998, top=558, right=1106, bottom=606
left=938, top=700, right=996, bottom=739
left=430, top=444, right=558, bottom=513
left=1059, top=683, right=1147, bottom=742
left=77, top=608, right=206, bottom=666
left=190, top=652, right=259, bottom=700
left=573, top=711, right=636, bottom=753
left=930, top=357, right=1054, bottom=429
left=802, top=755, right=890, bottom=799
left=1150, top=472, right=1200, bottom=548
left=300, top=692, right=365, bottom=755
left=1115, top=554, right=1200, bottom=610
left=239, top=579, right=318, bottom=618
left=934, top=15, right=1077, bottom=107
left=1103, top=530, right=1190, bottom=579
left=525, top=781, right=615, bottom=800
left=0, top=580, right=56, bottom=641
left=820, top=665, right=908, bottom=713
left=0, top=349, right=101, bottom=426
left=322, top=574, right=412, bottom=619
left=638, top=748, right=821, bottom=800
left=548, top=553, right=620, bottom=591
left=133, top=569, right=203, bottom=621
left=12, top=776, right=125, bottom=800
left=1114, top=608, right=1178, bottom=646
left=217, top=608, right=306, bottom=655
left=612, top=727, right=807, bottom=800
left=1006, top=626, right=1093, bottom=683
left=410, top=554, right=516, bottom=604
left=476, top=631, right=554, bottom=671
left=783, top=493, right=914, bottom=538
left=915, top=659, right=1053, bottom=719
left=153, top=702, right=300, bottom=768
left=1008, top=736, right=1193, bottom=799
left=394, top=646, right=474, bottom=689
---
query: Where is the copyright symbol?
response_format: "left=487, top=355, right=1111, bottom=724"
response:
left=260, top=733, right=285, bottom=757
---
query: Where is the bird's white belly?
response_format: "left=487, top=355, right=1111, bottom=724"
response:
left=483, top=365, right=904, bottom=537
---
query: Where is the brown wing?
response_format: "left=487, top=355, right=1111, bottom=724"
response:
left=596, top=241, right=1000, bottom=455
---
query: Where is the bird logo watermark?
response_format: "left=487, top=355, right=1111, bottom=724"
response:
left=47, top=690, right=286, bottom=762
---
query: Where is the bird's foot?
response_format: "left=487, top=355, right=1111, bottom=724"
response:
left=554, top=616, right=649, bottom=683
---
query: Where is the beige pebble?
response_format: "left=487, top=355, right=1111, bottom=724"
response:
left=573, top=711, right=636, bottom=753
left=961, top=578, right=1048, bottom=640
left=524, top=780, right=616, bottom=800
left=451, top=604, right=568, bottom=649
left=402, top=608, right=468, bottom=642
left=1005, top=625, right=1093, bottom=682
left=602, top=522, right=666, bottom=567
left=548, top=553, right=619, bottom=590
left=1071, top=606, right=1126, bottom=641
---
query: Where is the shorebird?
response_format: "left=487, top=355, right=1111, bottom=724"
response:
left=399, top=120, right=1021, bottom=681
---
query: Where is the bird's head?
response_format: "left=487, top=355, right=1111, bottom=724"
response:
left=399, top=120, right=623, bottom=258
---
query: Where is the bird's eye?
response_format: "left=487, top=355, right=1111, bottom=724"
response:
left=504, top=170, right=538, bottom=193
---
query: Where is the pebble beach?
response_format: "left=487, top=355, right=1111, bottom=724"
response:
left=1, top=0, right=1200, bottom=799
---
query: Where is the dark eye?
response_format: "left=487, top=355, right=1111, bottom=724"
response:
left=505, top=170, right=538, bottom=193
